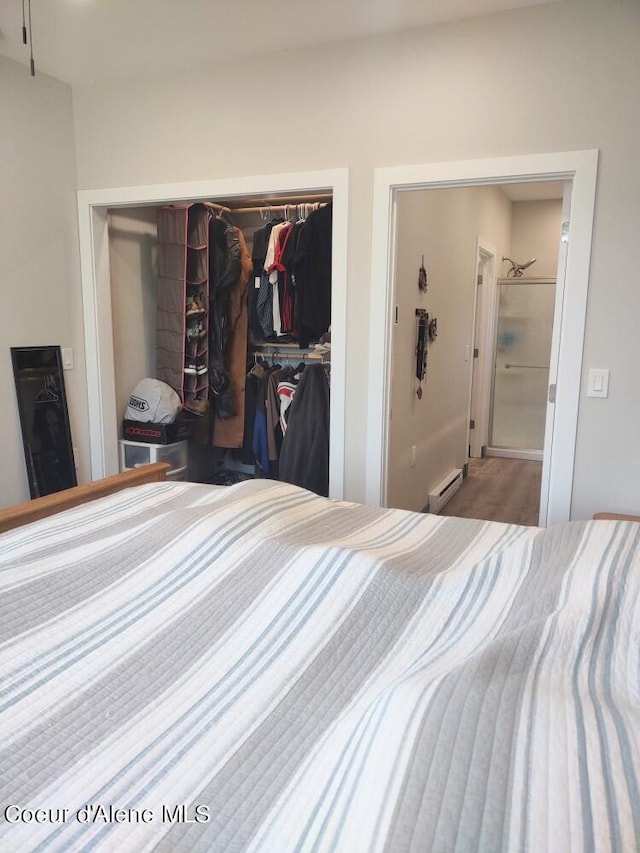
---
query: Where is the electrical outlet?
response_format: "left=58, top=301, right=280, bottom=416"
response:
left=410, top=445, right=417, bottom=467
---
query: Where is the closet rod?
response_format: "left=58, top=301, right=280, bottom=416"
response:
left=254, top=350, right=324, bottom=362
left=203, top=201, right=231, bottom=213
left=228, top=199, right=330, bottom=215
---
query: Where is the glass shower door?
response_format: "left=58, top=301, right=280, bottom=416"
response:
left=489, top=279, right=555, bottom=454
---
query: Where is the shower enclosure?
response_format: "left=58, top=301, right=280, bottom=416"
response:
left=487, top=278, right=556, bottom=460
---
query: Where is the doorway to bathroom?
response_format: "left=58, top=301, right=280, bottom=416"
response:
left=367, top=149, right=598, bottom=528
left=385, top=179, right=564, bottom=524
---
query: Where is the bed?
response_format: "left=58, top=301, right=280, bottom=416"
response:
left=1, top=467, right=638, bottom=852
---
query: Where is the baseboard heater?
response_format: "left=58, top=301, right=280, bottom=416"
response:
left=428, top=468, right=463, bottom=514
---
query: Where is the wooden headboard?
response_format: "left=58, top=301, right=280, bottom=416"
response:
left=593, top=512, right=640, bottom=522
left=0, top=463, right=171, bottom=535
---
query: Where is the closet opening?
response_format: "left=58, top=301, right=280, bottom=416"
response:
left=108, top=191, right=334, bottom=496
left=78, top=169, right=348, bottom=500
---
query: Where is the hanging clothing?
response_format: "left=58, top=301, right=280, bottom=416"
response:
left=270, top=223, right=295, bottom=334
left=252, top=368, right=277, bottom=477
left=212, top=228, right=252, bottom=448
left=235, top=366, right=264, bottom=466
left=279, top=363, right=330, bottom=497
left=253, top=402, right=269, bottom=477
left=207, top=216, right=243, bottom=420
left=265, top=222, right=288, bottom=337
left=256, top=271, right=274, bottom=340
left=293, top=203, right=332, bottom=347
left=252, top=219, right=285, bottom=341
left=250, top=221, right=276, bottom=341
left=265, top=368, right=284, bottom=464
left=282, top=221, right=304, bottom=285
left=277, top=370, right=299, bottom=435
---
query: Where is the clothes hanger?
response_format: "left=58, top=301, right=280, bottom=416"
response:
left=34, top=377, right=59, bottom=403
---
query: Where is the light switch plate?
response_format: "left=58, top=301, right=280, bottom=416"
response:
left=62, top=348, right=74, bottom=370
left=587, top=368, right=609, bottom=398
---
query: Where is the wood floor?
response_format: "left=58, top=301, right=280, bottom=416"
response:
left=438, top=457, right=542, bottom=526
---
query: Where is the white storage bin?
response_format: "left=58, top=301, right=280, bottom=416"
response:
left=119, top=439, right=188, bottom=475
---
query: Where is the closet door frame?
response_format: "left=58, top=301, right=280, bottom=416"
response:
left=77, top=169, right=349, bottom=499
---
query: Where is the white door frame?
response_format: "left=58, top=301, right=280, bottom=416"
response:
left=77, top=168, right=349, bottom=499
left=365, top=150, right=598, bottom=526
left=538, top=181, right=573, bottom=525
left=468, top=240, right=497, bottom=459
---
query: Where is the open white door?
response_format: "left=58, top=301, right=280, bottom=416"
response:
left=468, top=242, right=497, bottom=459
left=538, top=181, right=572, bottom=526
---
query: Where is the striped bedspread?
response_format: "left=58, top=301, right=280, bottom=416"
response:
left=0, top=479, right=638, bottom=852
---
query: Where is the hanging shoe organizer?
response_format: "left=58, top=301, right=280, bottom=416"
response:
left=156, top=204, right=210, bottom=410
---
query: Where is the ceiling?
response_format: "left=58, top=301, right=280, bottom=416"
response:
left=0, top=0, right=559, bottom=87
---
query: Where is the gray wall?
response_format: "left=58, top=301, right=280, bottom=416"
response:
left=510, top=200, right=563, bottom=280
left=69, top=0, right=640, bottom=518
left=3, top=0, right=639, bottom=517
left=107, top=207, right=159, bottom=427
left=0, top=58, right=87, bottom=508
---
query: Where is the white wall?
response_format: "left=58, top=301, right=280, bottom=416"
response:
left=68, top=0, right=640, bottom=518
left=0, top=57, right=88, bottom=508
left=388, top=186, right=511, bottom=511
left=107, top=207, right=158, bottom=426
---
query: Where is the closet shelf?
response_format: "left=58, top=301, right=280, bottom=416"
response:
left=250, top=342, right=328, bottom=363
left=251, top=342, right=314, bottom=350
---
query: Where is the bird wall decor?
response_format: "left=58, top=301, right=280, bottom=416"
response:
left=502, top=257, right=536, bottom=278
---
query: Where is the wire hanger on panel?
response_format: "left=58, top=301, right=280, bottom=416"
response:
left=34, top=376, right=59, bottom=403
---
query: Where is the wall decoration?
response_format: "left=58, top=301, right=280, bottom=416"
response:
left=418, top=256, right=428, bottom=292
left=415, top=309, right=428, bottom=381
left=415, top=309, right=428, bottom=398
left=502, top=256, right=537, bottom=278
left=415, top=309, right=438, bottom=398
left=11, top=345, right=77, bottom=498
